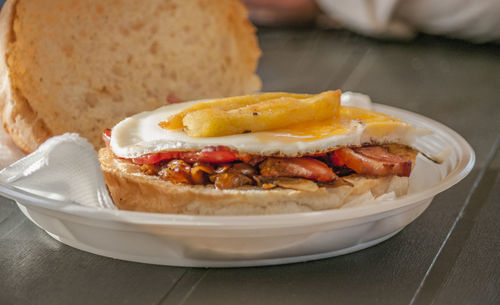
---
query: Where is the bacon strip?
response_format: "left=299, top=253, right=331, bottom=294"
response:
left=182, top=146, right=239, bottom=164
left=259, top=157, right=337, bottom=182
left=131, top=146, right=242, bottom=165
left=332, top=146, right=412, bottom=177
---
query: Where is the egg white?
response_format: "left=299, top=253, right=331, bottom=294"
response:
left=110, top=92, right=418, bottom=158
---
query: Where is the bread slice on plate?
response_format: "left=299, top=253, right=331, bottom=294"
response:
left=98, top=148, right=409, bottom=215
left=0, top=0, right=261, bottom=153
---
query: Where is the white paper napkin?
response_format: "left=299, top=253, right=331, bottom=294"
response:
left=0, top=133, right=115, bottom=209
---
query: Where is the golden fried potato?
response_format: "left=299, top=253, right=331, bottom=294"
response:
left=182, top=90, right=341, bottom=137
left=160, top=92, right=311, bottom=130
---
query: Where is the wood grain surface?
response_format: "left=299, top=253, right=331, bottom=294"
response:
left=1, top=28, right=499, bottom=305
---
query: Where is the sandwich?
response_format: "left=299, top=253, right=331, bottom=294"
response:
left=99, top=90, right=422, bottom=215
left=0, top=0, right=260, bottom=153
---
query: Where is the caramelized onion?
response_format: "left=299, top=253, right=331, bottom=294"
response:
left=274, top=177, right=319, bottom=192
left=213, top=172, right=254, bottom=190
left=254, top=176, right=319, bottom=191
left=259, top=157, right=337, bottom=182
left=230, top=163, right=257, bottom=176
left=191, top=162, right=215, bottom=185
left=158, top=160, right=192, bottom=184
left=215, top=163, right=232, bottom=174
left=140, top=164, right=159, bottom=176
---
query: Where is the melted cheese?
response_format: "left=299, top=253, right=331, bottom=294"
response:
left=259, top=106, right=405, bottom=142
left=110, top=92, right=418, bottom=158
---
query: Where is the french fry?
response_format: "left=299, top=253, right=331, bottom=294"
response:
left=159, top=92, right=311, bottom=130
left=182, top=90, right=341, bottom=137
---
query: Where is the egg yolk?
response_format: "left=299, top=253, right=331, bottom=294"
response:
left=256, top=106, right=407, bottom=143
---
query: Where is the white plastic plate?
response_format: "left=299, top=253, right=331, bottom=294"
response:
left=0, top=104, right=474, bottom=267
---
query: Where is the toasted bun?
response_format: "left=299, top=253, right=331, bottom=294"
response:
left=0, top=0, right=261, bottom=153
left=98, top=148, right=409, bottom=215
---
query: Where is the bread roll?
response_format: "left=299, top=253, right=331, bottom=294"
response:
left=98, top=148, right=409, bottom=215
left=0, top=0, right=261, bottom=152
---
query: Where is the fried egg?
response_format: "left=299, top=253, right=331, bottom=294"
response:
left=110, top=92, right=421, bottom=158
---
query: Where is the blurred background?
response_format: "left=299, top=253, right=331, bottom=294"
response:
left=242, top=0, right=500, bottom=43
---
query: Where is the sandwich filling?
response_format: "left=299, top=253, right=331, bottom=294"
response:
left=104, top=91, right=420, bottom=191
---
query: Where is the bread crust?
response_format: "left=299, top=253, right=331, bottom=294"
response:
left=98, top=148, right=409, bottom=215
left=0, top=0, right=261, bottom=153
left=0, top=0, right=14, bottom=118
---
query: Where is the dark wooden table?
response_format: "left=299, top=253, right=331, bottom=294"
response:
left=1, top=28, right=499, bottom=305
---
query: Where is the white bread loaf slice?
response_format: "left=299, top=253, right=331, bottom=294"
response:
left=98, top=148, right=409, bottom=215
left=0, top=0, right=261, bottom=153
